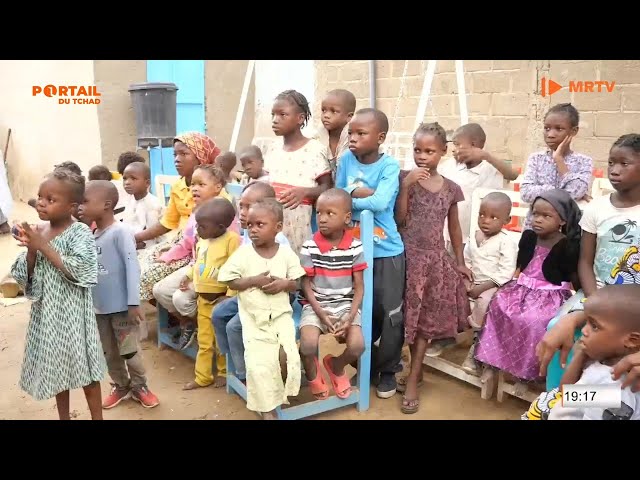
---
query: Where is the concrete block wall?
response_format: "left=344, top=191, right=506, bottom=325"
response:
left=314, top=60, right=640, bottom=171
left=94, top=60, right=148, bottom=170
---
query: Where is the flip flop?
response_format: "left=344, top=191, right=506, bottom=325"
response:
left=396, top=376, right=424, bottom=393
left=401, top=396, right=420, bottom=414
left=323, top=354, right=352, bottom=399
left=307, top=357, right=329, bottom=400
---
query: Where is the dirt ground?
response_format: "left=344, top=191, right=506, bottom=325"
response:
left=0, top=203, right=527, bottom=420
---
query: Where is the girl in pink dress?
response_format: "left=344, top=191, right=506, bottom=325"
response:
left=395, top=122, right=473, bottom=414
left=475, top=188, right=582, bottom=389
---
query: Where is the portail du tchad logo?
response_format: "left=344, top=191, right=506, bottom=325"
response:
left=32, top=85, right=101, bottom=105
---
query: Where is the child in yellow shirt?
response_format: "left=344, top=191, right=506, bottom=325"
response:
left=180, top=197, right=241, bottom=390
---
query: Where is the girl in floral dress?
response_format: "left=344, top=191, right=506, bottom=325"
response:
left=395, top=122, right=473, bottom=414
left=265, top=90, right=332, bottom=255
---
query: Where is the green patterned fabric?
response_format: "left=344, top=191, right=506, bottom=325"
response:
left=11, top=222, right=106, bottom=401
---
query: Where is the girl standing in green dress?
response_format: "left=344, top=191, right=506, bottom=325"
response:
left=11, top=169, right=106, bottom=420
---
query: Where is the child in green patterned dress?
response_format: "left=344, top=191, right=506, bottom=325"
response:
left=11, top=169, right=106, bottom=420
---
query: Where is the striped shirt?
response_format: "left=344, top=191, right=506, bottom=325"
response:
left=299, top=231, right=367, bottom=310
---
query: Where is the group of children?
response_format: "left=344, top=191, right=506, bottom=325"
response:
left=9, top=82, right=640, bottom=420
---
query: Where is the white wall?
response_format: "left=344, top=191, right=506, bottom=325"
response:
left=254, top=60, right=316, bottom=142
left=0, top=60, right=102, bottom=201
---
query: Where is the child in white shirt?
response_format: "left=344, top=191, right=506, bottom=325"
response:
left=439, top=123, right=518, bottom=250
left=462, top=192, right=518, bottom=375
left=121, top=162, right=163, bottom=250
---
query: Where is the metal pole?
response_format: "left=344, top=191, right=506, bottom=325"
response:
left=368, top=60, right=376, bottom=109
left=414, top=60, right=437, bottom=131
left=455, top=61, right=469, bottom=125
left=229, top=60, right=255, bottom=152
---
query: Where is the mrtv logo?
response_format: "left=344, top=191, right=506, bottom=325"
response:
left=541, top=77, right=616, bottom=97
left=32, top=85, right=102, bottom=104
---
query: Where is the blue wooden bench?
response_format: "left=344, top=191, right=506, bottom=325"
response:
left=155, top=182, right=374, bottom=419
left=225, top=209, right=374, bottom=420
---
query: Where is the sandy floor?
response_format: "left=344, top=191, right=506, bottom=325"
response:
left=0, top=202, right=528, bottom=420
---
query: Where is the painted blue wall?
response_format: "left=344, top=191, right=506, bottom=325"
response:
left=146, top=60, right=205, bottom=196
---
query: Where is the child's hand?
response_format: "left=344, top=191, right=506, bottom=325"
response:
left=553, top=134, right=573, bottom=161
left=128, top=306, right=145, bottom=325
left=612, top=351, right=640, bottom=392
left=403, top=168, right=430, bottom=187
left=467, top=285, right=483, bottom=300
left=456, top=265, right=474, bottom=283
left=332, top=314, right=353, bottom=338
left=279, top=187, right=307, bottom=209
left=456, top=146, right=487, bottom=163
left=251, top=272, right=272, bottom=289
left=351, top=187, right=375, bottom=198
left=318, top=312, right=340, bottom=333
left=14, top=222, right=45, bottom=251
left=261, top=276, right=290, bottom=295
left=179, top=276, right=192, bottom=291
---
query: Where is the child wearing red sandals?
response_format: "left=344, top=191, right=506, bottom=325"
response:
left=299, top=188, right=367, bottom=400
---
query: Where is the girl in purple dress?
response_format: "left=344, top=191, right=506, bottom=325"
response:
left=395, top=122, right=473, bottom=414
left=475, top=189, right=582, bottom=389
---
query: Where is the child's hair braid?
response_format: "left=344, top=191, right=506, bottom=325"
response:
left=275, top=89, right=312, bottom=127
left=612, top=133, right=640, bottom=154
left=413, top=122, right=448, bottom=147
left=195, top=164, right=227, bottom=187
left=545, top=103, right=580, bottom=128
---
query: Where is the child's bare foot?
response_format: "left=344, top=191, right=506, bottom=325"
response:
left=481, top=366, right=496, bottom=384
left=183, top=381, right=207, bottom=391
left=262, top=410, right=278, bottom=420
left=213, top=376, right=227, bottom=388
left=513, top=381, right=529, bottom=397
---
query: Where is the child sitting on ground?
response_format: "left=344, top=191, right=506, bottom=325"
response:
left=299, top=188, right=366, bottom=400
left=215, top=151, right=241, bottom=184
left=238, top=145, right=270, bottom=185
left=523, top=284, right=640, bottom=420
left=218, top=199, right=305, bottom=419
left=317, top=89, right=356, bottom=176
left=120, top=161, right=163, bottom=250
left=439, top=123, right=518, bottom=250
left=461, top=192, right=518, bottom=375
left=79, top=180, right=159, bottom=409
left=180, top=197, right=240, bottom=390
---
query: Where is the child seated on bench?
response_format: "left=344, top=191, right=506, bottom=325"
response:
left=475, top=189, right=581, bottom=392
left=299, top=189, right=366, bottom=400
left=218, top=199, right=305, bottom=419
left=523, top=284, right=640, bottom=420
left=461, top=192, right=518, bottom=375
left=181, top=197, right=240, bottom=391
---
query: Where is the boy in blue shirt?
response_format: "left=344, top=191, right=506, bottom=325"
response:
left=336, top=108, right=405, bottom=398
left=79, top=180, right=159, bottom=410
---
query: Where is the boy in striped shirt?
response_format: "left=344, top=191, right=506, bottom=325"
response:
left=299, top=188, right=367, bottom=400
